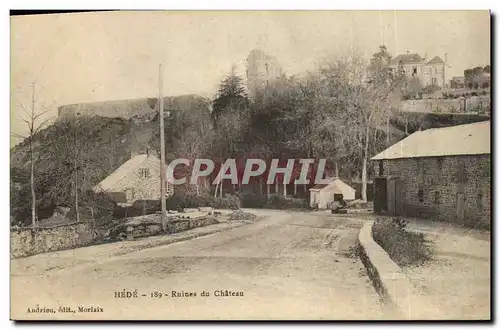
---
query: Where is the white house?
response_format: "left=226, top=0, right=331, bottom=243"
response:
left=309, top=178, right=356, bottom=209
left=93, top=151, right=172, bottom=206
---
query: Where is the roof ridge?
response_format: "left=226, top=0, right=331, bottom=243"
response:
left=424, top=120, right=489, bottom=132
left=371, top=121, right=490, bottom=160
left=96, top=154, right=148, bottom=191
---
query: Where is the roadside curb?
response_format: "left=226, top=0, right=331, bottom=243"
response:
left=357, top=221, right=444, bottom=320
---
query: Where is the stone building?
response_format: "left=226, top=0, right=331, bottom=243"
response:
left=93, top=149, right=172, bottom=206
left=371, top=121, right=490, bottom=228
left=388, top=52, right=446, bottom=88
left=246, top=49, right=283, bottom=98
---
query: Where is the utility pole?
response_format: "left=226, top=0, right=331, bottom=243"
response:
left=386, top=116, right=390, bottom=146
left=30, top=83, right=36, bottom=228
left=159, top=64, right=167, bottom=232
left=74, top=112, right=80, bottom=223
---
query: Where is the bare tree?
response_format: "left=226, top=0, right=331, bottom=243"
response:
left=12, top=81, right=53, bottom=227
left=311, top=50, right=404, bottom=201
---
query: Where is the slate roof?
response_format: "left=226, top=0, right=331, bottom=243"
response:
left=389, top=53, right=446, bottom=66
left=371, top=121, right=490, bottom=160
left=390, top=53, right=424, bottom=65
left=426, top=56, right=445, bottom=65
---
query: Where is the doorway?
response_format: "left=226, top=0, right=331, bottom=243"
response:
left=374, top=177, right=388, bottom=214
left=456, top=192, right=465, bottom=223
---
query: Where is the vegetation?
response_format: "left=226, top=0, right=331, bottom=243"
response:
left=372, top=217, right=432, bottom=267
left=464, top=66, right=490, bottom=89
left=14, top=45, right=480, bottom=226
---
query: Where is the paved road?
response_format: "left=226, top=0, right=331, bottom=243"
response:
left=11, top=210, right=395, bottom=320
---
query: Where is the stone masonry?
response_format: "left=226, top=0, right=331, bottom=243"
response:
left=374, top=154, right=490, bottom=227
left=11, top=222, right=97, bottom=259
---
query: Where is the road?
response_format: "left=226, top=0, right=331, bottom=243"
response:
left=11, top=210, right=395, bottom=320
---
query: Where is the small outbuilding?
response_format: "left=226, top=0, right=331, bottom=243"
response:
left=309, top=178, right=356, bottom=209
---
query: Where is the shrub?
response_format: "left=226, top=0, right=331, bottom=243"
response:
left=239, top=192, right=267, bottom=208
left=372, top=217, right=432, bottom=267
left=211, top=194, right=240, bottom=210
left=265, top=195, right=308, bottom=210
left=165, top=192, right=214, bottom=211
left=422, top=85, right=441, bottom=95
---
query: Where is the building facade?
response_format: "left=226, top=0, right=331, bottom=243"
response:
left=371, top=121, right=490, bottom=228
left=93, top=151, right=172, bottom=206
left=388, top=53, right=446, bottom=88
left=450, top=76, right=466, bottom=89
left=309, top=178, right=356, bottom=209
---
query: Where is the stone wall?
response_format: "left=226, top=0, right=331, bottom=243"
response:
left=11, top=222, right=97, bottom=259
left=374, top=154, right=490, bottom=227
left=401, top=96, right=490, bottom=114
left=129, top=216, right=219, bottom=238
left=11, top=216, right=220, bottom=259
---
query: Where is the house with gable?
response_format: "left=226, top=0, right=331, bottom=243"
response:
left=93, top=148, right=172, bottom=206
left=388, top=52, right=446, bottom=88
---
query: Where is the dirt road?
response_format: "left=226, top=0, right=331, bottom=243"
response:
left=11, top=210, right=395, bottom=320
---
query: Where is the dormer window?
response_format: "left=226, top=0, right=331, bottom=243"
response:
left=139, top=168, right=150, bottom=178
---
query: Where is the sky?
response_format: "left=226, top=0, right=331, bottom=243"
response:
left=10, top=10, right=490, bottom=146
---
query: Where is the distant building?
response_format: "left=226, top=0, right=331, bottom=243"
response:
left=371, top=121, right=490, bottom=227
left=450, top=76, right=465, bottom=89
left=388, top=52, right=446, bottom=88
left=309, top=178, right=356, bottom=209
left=93, top=150, right=172, bottom=206
left=246, top=49, right=283, bottom=98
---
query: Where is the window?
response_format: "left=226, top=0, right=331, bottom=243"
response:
left=456, top=160, right=467, bottom=184
left=418, top=159, right=424, bottom=183
left=378, top=160, right=384, bottom=176
left=418, top=189, right=424, bottom=203
left=477, top=192, right=484, bottom=211
left=125, top=189, right=134, bottom=202
left=139, top=168, right=150, bottom=178
left=431, top=78, right=437, bottom=85
left=437, top=158, right=443, bottom=171
left=434, top=191, right=441, bottom=204
left=413, top=67, right=417, bottom=75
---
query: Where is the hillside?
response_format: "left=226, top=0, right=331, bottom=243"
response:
left=57, top=94, right=211, bottom=120
left=11, top=94, right=212, bottom=226
left=10, top=91, right=488, bottom=227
